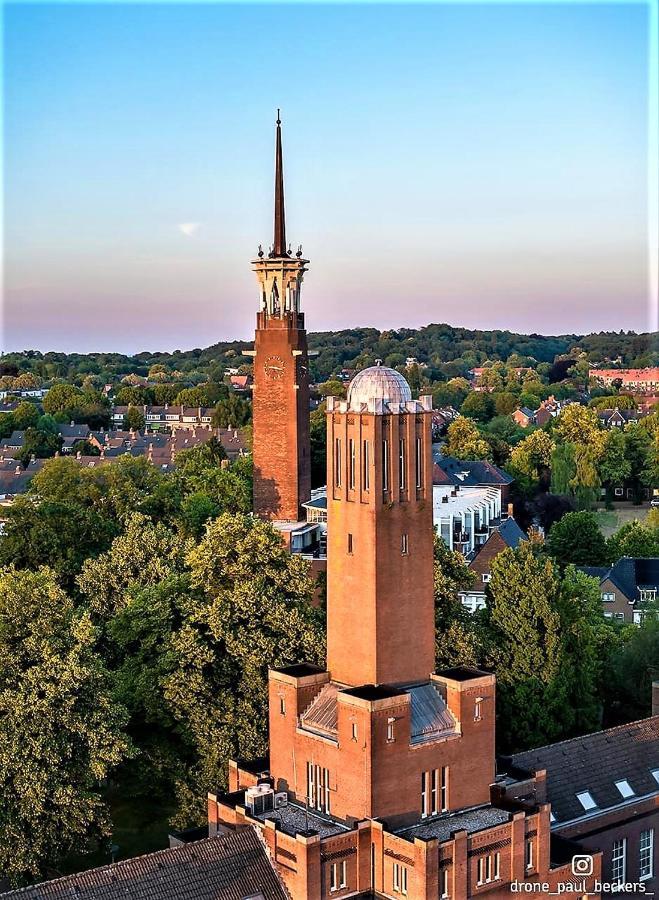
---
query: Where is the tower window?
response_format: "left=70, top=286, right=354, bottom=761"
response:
left=387, top=717, right=395, bottom=742
left=399, top=439, right=406, bottom=491
left=441, top=868, right=450, bottom=899
left=525, top=838, right=534, bottom=871
left=474, top=698, right=482, bottom=721
left=335, top=438, right=342, bottom=488
left=401, top=533, right=409, bottom=555
left=363, top=440, right=370, bottom=490
left=416, top=436, right=422, bottom=489
left=329, top=859, right=346, bottom=892
left=352, top=722, right=358, bottom=741
left=382, top=439, right=389, bottom=492
left=347, top=533, right=353, bottom=555
left=440, top=766, right=448, bottom=812
left=280, top=697, right=286, bottom=716
left=393, top=863, right=408, bottom=895
left=349, top=439, right=356, bottom=490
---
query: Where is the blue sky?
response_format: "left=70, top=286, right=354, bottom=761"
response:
left=3, top=1, right=653, bottom=353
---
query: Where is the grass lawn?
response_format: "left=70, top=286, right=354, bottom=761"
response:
left=593, top=504, right=650, bottom=538
left=57, top=787, right=177, bottom=875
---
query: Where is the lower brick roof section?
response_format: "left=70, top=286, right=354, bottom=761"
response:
left=509, top=715, right=659, bottom=824
left=0, top=828, right=288, bottom=900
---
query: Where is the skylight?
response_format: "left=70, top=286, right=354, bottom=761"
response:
left=576, top=791, right=597, bottom=811
left=652, top=769, right=659, bottom=786
left=615, top=779, right=635, bottom=799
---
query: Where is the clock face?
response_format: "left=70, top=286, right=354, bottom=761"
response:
left=264, top=355, right=285, bottom=380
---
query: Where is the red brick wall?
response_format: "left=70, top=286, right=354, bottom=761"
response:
left=326, top=407, right=436, bottom=686
left=253, top=311, right=311, bottom=521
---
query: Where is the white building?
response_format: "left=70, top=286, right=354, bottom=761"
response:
left=433, top=483, right=502, bottom=556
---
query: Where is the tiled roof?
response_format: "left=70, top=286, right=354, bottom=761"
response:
left=497, top=518, right=527, bottom=549
left=58, top=424, right=90, bottom=439
left=0, top=829, right=287, bottom=900
left=578, top=557, right=659, bottom=602
left=510, top=716, right=659, bottom=824
left=432, top=453, right=513, bottom=486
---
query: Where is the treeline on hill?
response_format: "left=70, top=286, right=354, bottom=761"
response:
left=2, top=325, right=657, bottom=384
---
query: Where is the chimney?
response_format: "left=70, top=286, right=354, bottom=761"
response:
left=14, top=465, right=21, bottom=475
left=76, top=451, right=82, bottom=460
left=507, top=502, right=514, bottom=518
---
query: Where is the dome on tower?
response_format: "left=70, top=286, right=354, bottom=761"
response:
left=347, top=362, right=412, bottom=411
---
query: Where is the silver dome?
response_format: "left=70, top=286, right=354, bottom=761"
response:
left=347, top=364, right=412, bottom=411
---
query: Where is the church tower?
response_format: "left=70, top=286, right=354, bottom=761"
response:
left=251, top=114, right=311, bottom=521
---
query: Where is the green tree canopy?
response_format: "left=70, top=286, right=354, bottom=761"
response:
left=0, top=568, right=131, bottom=882
left=547, top=511, right=608, bottom=566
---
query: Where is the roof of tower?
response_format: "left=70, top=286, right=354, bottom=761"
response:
left=272, top=110, right=288, bottom=258
left=347, top=362, right=412, bottom=411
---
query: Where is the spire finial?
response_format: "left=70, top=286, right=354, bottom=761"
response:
left=273, top=111, right=286, bottom=256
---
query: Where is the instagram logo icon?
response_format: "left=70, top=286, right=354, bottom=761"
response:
left=571, top=855, right=594, bottom=877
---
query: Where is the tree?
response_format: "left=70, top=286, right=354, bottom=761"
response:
left=547, top=511, right=608, bottom=566
left=623, top=425, right=651, bottom=503
left=77, top=513, right=190, bottom=619
left=0, top=568, right=131, bottom=882
left=607, top=521, right=659, bottom=561
left=507, top=430, right=554, bottom=494
left=42, top=383, right=85, bottom=417
left=488, top=544, right=600, bottom=750
left=477, top=369, right=503, bottom=392
left=460, top=392, right=495, bottom=423
left=317, top=379, right=347, bottom=399
left=570, top=444, right=601, bottom=510
left=609, top=612, right=659, bottom=721
left=17, top=426, right=62, bottom=466
left=445, top=416, right=491, bottom=460
left=550, top=443, right=576, bottom=495
left=123, top=405, right=145, bottom=431
left=433, top=537, right=483, bottom=668
left=310, top=403, right=327, bottom=489
left=554, top=404, right=604, bottom=452
left=493, top=392, right=518, bottom=416
left=212, top=395, right=252, bottom=428
left=598, top=428, right=631, bottom=498
left=0, top=499, right=118, bottom=586
left=11, top=402, right=39, bottom=431
left=163, top=514, right=324, bottom=824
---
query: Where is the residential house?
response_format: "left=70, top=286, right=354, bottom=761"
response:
left=512, top=407, right=535, bottom=428
left=433, top=451, right=514, bottom=504
left=0, top=457, right=44, bottom=506
left=58, top=423, right=92, bottom=453
left=579, top=557, right=659, bottom=624
left=229, top=373, right=252, bottom=392
left=459, top=517, right=527, bottom=612
left=0, top=431, right=25, bottom=458
left=597, top=407, right=647, bottom=429
left=534, top=396, right=571, bottom=427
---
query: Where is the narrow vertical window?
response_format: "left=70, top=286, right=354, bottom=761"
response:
left=340, top=859, right=347, bottom=888
left=440, top=868, right=449, bottom=898
left=315, top=764, right=322, bottom=810
left=335, top=438, right=342, bottom=487
left=612, top=838, right=626, bottom=885
left=324, top=767, right=330, bottom=813
left=485, top=855, right=492, bottom=883
left=279, top=697, right=286, bottom=716
left=401, top=867, right=408, bottom=895
left=525, top=838, right=534, bottom=870
left=421, top=772, right=428, bottom=818
left=307, top=762, right=314, bottom=809
left=387, top=717, right=395, bottom=742
left=363, top=440, right=370, bottom=490
left=430, top=769, right=438, bottom=815
left=440, top=766, right=448, bottom=812
left=415, top=435, right=422, bottom=488
left=349, top=438, right=356, bottom=489
left=393, top=863, right=400, bottom=891
left=347, top=533, right=353, bottom=555
left=401, top=533, right=409, bottom=555
left=494, top=853, right=500, bottom=881
left=382, top=439, right=389, bottom=492
left=640, top=829, right=654, bottom=880
left=399, top=438, right=406, bottom=491
left=352, top=722, right=358, bottom=741
left=474, top=699, right=482, bottom=721
left=477, top=858, right=484, bottom=885
left=330, top=861, right=338, bottom=892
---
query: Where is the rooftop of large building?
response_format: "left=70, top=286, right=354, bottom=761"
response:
left=394, top=803, right=510, bottom=842
left=0, top=829, right=287, bottom=900
left=507, top=715, right=659, bottom=825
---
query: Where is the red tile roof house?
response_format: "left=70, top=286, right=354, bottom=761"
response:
left=512, top=407, right=535, bottom=428
left=591, top=368, right=659, bottom=393
left=229, top=374, right=253, bottom=392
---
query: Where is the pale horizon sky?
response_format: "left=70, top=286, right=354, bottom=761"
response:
left=3, top=1, right=654, bottom=354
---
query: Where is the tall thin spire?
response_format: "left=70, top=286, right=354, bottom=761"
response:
left=273, top=110, right=287, bottom=257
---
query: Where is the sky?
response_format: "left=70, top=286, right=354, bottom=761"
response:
left=2, top=1, right=655, bottom=354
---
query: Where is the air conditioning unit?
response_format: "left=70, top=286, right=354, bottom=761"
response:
left=274, top=792, right=288, bottom=809
left=245, top=784, right=275, bottom=816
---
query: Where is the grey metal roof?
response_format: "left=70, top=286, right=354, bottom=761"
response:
left=299, top=681, right=456, bottom=745
left=498, top=518, right=527, bottom=549
left=348, top=365, right=412, bottom=411
left=0, top=829, right=287, bottom=900
left=408, top=683, right=456, bottom=744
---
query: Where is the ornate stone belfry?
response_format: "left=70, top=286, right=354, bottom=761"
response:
left=250, top=113, right=311, bottom=521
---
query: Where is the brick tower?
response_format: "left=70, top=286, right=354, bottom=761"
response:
left=251, top=113, right=311, bottom=521
left=211, top=364, right=602, bottom=899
